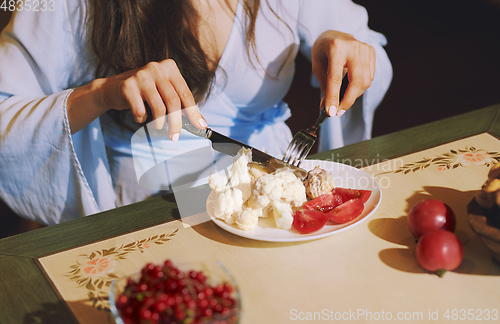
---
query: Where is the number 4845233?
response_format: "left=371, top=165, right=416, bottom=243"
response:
left=1, top=0, right=55, bottom=11
left=443, top=309, right=499, bottom=321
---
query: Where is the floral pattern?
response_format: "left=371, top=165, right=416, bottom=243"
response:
left=377, top=146, right=500, bottom=176
left=83, top=257, right=116, bottom=275
left=66, top=229, right=178, bottom=311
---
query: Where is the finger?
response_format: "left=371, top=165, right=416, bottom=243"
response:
left=167, top=108, right=182, bottom=142
left=171, top=73, right=208, bottom=129
left=325, top=43, right=347, bottom=116
left=157, top=81, right=182, bottom=140
left=143, top=87, right=167, bottom=130
left=121, top=79, right=148, bottom=123
left=369, top=46, right=376, bottom=81
left=361, top=44, right=374, bottom=86
left=159, top=59, right=208, bottom=129
left=339, top=57, right=366, bottom=113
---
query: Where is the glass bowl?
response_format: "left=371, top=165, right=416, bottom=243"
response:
left=109, top=259, right=241, bottom=324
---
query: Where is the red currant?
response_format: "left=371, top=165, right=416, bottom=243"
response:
left=139, top=309, right=152, bottom=320
left=164, top=278, right=178, bottom=292
left=202, top=308, right=213, bottom=317
left=137, top=283, right=148, bottom=292
left=174, top=308, right=185, bottom=320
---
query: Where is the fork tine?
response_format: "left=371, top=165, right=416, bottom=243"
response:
left=282, top=148, right=291, bottom=164
left=295, top=144, right=313, bottom=167
left=283, top=140, right=297, bottom=164
left=288, top=141, right=303, bottom=166
left=287, top=142, right=301, bottom=166
left=290, top=142, right=308, bottom=166
left=284, top=143, right=299, bottom=164
left=290, top=142, right=304, bottom=165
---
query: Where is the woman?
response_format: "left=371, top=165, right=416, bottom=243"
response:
left=0, top=0, right=392, bottom=225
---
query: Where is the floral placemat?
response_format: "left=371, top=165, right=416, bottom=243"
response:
left=361, top=133, right=499, bottom=226
left=37, top=133, right=500, bottom=324
left=37, top=222, right=191, bottom=323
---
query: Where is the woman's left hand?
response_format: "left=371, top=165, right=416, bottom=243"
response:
left=311, top=30, right=375, bottom=117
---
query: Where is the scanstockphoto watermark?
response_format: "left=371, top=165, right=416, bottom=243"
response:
left=290, top=308, right=499, bottom=322
left=290, top=309, right=425, bottom=321
left=322, top=153, right=404, bottom=190
left=332, top=172, right=385, bottom=190
left=322, top=152, right=404, bottom=171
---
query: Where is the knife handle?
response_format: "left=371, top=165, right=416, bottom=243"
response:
left=181, top=115, right=211, bottom=139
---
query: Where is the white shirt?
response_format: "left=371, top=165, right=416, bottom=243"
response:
left=0, top=0, right=392, bottom=225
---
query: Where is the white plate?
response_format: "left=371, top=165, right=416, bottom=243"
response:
left=206, top=160, right=382, bottom=242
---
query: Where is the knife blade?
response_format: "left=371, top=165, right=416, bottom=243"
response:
left=181, top=117, right=308, bottom=180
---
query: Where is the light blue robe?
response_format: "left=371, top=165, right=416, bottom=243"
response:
left=0, top=0, right=392, bottom=225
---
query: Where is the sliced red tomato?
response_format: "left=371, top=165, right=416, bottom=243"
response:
left=303, top=193, right=344, bottom=212
left=326, top=198, right=364, bottom=224
left=292, top=209, right=330, bottom=234
left=332, top=188, right=372, bottom=204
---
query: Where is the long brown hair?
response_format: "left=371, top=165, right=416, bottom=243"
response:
left=88, top=0, right=267, bottom=103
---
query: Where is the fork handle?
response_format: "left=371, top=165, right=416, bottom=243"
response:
left=309, top=105, right=331, bottom=133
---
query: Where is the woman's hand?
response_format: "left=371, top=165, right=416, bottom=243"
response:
left=68, top=59, right=207, bottom=139
left=311, top=30, right=375, bottom=117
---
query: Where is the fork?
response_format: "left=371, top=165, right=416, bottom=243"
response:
left=282, top=100, right=331, bottom=167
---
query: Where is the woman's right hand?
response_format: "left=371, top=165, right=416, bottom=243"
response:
left=68, top=59, right=207, bottom=140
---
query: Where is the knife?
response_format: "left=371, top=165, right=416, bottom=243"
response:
left=181, top=117, right=308, bottom=180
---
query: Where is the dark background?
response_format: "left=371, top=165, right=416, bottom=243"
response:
left=1, top=0, right=500, bottom=238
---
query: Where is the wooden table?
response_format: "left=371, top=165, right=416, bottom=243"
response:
left=1, top=104, right=500, bottom=324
